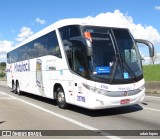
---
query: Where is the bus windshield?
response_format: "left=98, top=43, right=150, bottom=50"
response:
left=83, top=27, right=143, bottom=83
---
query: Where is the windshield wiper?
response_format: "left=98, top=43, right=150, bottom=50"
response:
left=123, top=61, right=138, bottom=82
left=109, top=53, right=138, bottom=83
left=109, top=60, right=117, bottom=84
left=109, top=54, right=123, bottom=84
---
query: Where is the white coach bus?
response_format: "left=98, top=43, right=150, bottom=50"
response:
left=6, top=18, right=154, bottom=109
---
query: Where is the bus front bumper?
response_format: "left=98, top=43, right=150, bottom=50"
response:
left=87, top=88, right=145, bottom=110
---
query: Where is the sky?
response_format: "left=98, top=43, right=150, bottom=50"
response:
left=0, top=0, right=160, bottom=63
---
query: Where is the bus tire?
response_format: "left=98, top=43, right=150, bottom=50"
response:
left=12, top=81, right=16, bottom=93
left=56, top=87, right=67, bottom=109
left=16, top=81, right=22, bottom=95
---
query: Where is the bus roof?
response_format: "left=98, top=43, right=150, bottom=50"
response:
left=8, top=18, right=124, bottom=52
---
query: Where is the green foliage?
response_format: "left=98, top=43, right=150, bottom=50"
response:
left=143, top=64, right=160, bottom=81
left=0, top=62, right=6, bottom=70
left=0, top=62, right=6, bottom=66
left=0, top=62, right=6, bottom=78
left=0, top=72, right=5, bottom=77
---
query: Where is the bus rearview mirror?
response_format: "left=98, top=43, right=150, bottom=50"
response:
left=135, top=39, right=154, bottom=57
left=70, top=37, right=93, bottom=56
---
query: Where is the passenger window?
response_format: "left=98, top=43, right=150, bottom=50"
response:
left=47, top=31, right=62, bottom=58
left=7, top=31, right=61, bottom=63
left=73, top=48, right=86, bottom=76
left=59, top=25, right=81, bottom=44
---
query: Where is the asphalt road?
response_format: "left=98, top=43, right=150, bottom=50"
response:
left=0, top=85, right=160, bottom=139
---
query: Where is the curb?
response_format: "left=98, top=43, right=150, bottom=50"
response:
left=145, top=81, right=160, bottom=94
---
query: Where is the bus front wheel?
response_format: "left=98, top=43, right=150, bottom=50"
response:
left=56, top=87, right=67, bottom=109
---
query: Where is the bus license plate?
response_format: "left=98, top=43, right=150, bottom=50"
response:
left=120, top=99, right=130, bottom=104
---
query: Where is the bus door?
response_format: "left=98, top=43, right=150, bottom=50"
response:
left=72, top=46, right=87, bottom=106
left=36, top=59, right=45, bottom=96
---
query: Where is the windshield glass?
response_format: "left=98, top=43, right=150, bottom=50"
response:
left=112, top=29, right=142, bottom=79
left=83, top=26, right=143, bottom=83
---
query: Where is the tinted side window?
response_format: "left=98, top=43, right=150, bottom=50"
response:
left=7, top=50, right=18, bottom=63
left=73, top=48, right=86, bottom=76
left=59, top=25, right=81, bottom=42
left=7, top=30, right=61, bottom=63
left=33, top=31, right=61, bottom=58
left=27, top=42, right=34, bottom=59
left=34, top=35, right=47, bottom=57
left=59, top=25, right=81, bottom=68
left=47, top=31, right=61, bottom=58
left=19, top=44, right=28, bottom=61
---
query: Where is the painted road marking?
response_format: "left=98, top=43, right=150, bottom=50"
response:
left=0, top=97, right=15, bottom=99
left=0, top=91, right=15, bottom=99
left=0, top=91, right=9, bottom=95
left=143, top=107, right=160, bottom=112
left=145, top=96, right=160, bottom=99
left=133, top=105, right=160, bottom=112
left=0, top=91, right=121, bottom=139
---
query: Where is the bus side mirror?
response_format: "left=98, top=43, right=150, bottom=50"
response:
left=135, top=39, right=154, bottom=57
left=70, top=37, right=93, bottom=56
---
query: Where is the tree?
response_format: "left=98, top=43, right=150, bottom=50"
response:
left=150, top=49, right=159, bottom=64
left=0, top=62, right=6, bottom=66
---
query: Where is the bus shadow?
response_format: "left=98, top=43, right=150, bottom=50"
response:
left=15, top=91, right=57, bottom=106
left=0, top=121, right=6, bottom=124
left=14, top=91, right=143, bottom=117
left=67, top=104, right=143, bottom=117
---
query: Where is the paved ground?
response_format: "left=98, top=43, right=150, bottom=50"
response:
left=0, top=86, right=106, bottom=139
left=0, top=82, right=160, bottom=139
left=0, top=80, right=7, bottom=87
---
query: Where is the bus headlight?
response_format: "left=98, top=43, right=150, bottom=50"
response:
left=83, top=83, right=108, bottom=96
left=83, top=83, right=145, bottom=97
left=139, top=85, right=145, bottom=91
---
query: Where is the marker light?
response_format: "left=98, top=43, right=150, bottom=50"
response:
left=83, top=83, right=108, bottom=96
left=83, top=83, right=145, bottom=97
left=84, top=32, right=92, bottom=42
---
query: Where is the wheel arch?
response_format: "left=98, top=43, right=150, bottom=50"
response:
left=53, top=83, right=63, bottom=99
left=53, top=83, right=68, bottom=109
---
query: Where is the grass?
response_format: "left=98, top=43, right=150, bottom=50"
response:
left=0, top=65, right=6, bottom=78
left=143, top=64, right=160, bottom=81
left=0, top=65, right=5, bottom=70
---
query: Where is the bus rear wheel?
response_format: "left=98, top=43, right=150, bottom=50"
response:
left=16, top=81, right=22, bottom=95
left=56, top=87, right=67, bottom=109
left=12, top=81, right=16, bottom=93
